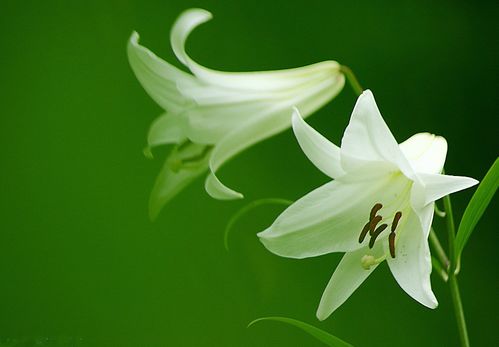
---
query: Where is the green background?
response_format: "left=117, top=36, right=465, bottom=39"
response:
left=1, top=0, right=497, bottom=346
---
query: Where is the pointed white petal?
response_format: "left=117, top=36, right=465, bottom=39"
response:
left=133, top=10, right=345, bottom=146
left=340, top=90, right=413, bottom=177
left=291, top=109, right=344, bottom=179
left=258, top=172, right=411, bottom=258
left=419, top=202, right=435, bottom=239
left=133, top=9, right=347, bottom=201
left=149, top=143, right=210, bottom=219
left=316, top=244, right=383, bottom=320
left=204, top=76, right=344, bottom=199
left=183, top=100, right=273, bottom=144
left=147, top=113, right=186, bottom=148
left=400, top=133, right=447, bottom=174
left=416, top=172, right=479, bottom=206
left=170, top=9, right=343, bottom=91
left=127, top=32, right=195, bottom=114
left=170, top=8, right=213, bottom=68
left=386, top=209, right=438, bottom=309
left=204, top=171, right=243, bottom=200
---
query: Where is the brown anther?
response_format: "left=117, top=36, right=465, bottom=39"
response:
left=370, top=203, right=383, bottom=221
left=391, top=211, right=402, bottom=232
left=369, top=215, right=382, bottom=235
left=369, top=223, right=388, bottom=248
left=358, top=222, right=371, bottom=243
left=389, top=232, right=396, bottom=258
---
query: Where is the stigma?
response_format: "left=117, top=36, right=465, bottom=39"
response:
left=360, top=254, right=384, bottom=270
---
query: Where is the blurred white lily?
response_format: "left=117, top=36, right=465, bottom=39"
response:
left=128, top=8, right=345, bottom=218
left=258, top=90, right=478, bottom=320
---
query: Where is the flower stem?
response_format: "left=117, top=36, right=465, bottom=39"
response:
left=449, top=274, right=469, bottom=347
left=429, top=228, right=449, bottom=271
left=443, top=194, right=470, bottom=347
left=431, top=256, right=448, bottom=282
left=340, top=65, right=363, bottom=96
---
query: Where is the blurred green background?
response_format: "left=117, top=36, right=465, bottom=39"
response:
left=1, top=0, right=497, bottom=346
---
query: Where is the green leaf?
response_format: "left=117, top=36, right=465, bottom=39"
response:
left=224, top=198, right=292, bottom=251
left=455, top=157, right=499, bottom=258
left=248, top=316, right=353, bottom=347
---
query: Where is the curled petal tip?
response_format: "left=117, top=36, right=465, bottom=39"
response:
left=130, top=31, right=139, bottom=42
left=256, top=228, right=270, bottom=239
left=182, top=8, right=213, bottom=19
left=143, top=146, right=154, bottom=159
left=315, top=309, right=327, bottom=322
left=360, top=89, right=373, bottom=96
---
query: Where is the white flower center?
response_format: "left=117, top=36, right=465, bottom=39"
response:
left=358, top=173, right=413, bottom=258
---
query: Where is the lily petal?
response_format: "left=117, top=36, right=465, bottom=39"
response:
left=386, top=208, right=438, bottom=309
left=127, top=32, right=195, bottom=114
left=182, top=101, right=274, bottom=144
left=149, top=143, right=210, bottom=220
left=147, top=112, right=186, bottom=149
left=340, top=90, right=413, bottom=178
left=170, top=8, right=343, bottom=91
left=258, top=171, right=410, bottom=258
left=132, top=9, right=344, bottom=146
left=291, top=108, right=344, bottom=179
left=316, top=244, right=384, bottom=320
left=130, top=8, right=346, bottom=206
left=416, top=172, right=479, bottom=206
left=400, top=133, right=447, bottom=175
left=205, top=76, right=344, bottom=200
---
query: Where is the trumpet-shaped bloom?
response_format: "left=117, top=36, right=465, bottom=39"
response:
left=258, top=90, right=478, bottom=320
left=128, top=8, right=345, bottom=217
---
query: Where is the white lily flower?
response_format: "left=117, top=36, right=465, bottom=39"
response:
left=258, top=90, right=478, bottom=320
left=127, top=8, right=345, bottom=217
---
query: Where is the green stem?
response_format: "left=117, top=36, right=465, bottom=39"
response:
left=340, top=65, right=363, bottom=96
left=443, top=195, right=456, bottom=269
left=429, top=228, right=449, bottom=271
left=443, top=194, right=470, bottom=347
left=449, top=274, right=469, bottom=347
left=431, top=256, right=448, bottom=282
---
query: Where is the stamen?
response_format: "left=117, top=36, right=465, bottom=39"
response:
left=389, top=232, right=396, bottom=258
left=358, top=222, right=370, bottom=243
left=391, top=211, right=402, bottom=232
left=369, top=224, right=388, bottom=248
left=369, top=215, right=382, bottom=235
left=370, top=203, right=383, bottom=221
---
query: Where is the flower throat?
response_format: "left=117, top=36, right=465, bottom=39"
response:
left=358, top=203, right=402, bottom=258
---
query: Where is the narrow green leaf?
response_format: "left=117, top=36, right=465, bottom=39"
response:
left=455, top=157, right=499, bottom=258
left=223, top=198, right=292, bottom=251
left=248, top=316, right=353, bottom=347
